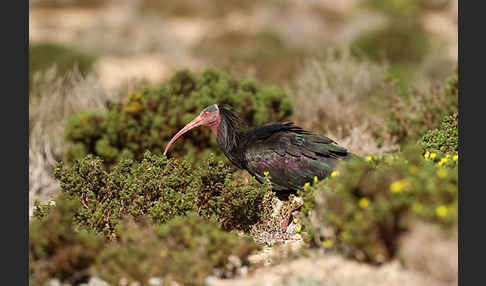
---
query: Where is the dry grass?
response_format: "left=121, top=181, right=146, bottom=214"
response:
left=29, top=67, right=127, bottom=216
left=288, top=50, right=398, bottom=156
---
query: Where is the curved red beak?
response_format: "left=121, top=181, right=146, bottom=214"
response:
left=163, top=115, right=203, bottom=156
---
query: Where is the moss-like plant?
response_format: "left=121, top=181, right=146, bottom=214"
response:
left=65, top=68, right=292, bottom=166
left=29, top=194, right=105, bottom=285
left=420, top=112, right=458, bottom=155
left=52, top=151, right=273, bottom=239
left=29, top=43, right=96, bottom=89
left=299, top=145, right=457, bottom=264
left=94, top=213, right=259, bottom=285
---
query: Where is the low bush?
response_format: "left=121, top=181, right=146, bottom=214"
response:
left=29, top=43, right=96, bottom=89
left=94, top=213, right=259, bottom=285
left=194, top=30, right=309, bottom=84
left=350, top=20, right=429, bottom=66
left=385, top=73, right=458, bottom=144
left=29, top=195, right=105, bottom=285
left=299, top=145, right=457, bottom=264
left=65, top=68, right=292, bottom=166
left=138, top=0, right=258, bottom=18
left=420, top=112, right=458, bottom=156
left=52, top=151, right=273, bottom=239
left=362, top=0, right=421, bottom=17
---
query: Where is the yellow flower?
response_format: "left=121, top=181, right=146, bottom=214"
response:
left=322, top=239, right=334, bottom=248
left=430, top=153, right=437, bottom=159
left=408, top=165, right=418, bottom=174
left=263, top=171, right=269, bottom=176
left=296, top=225, right=302, bottom=232
left=445, top=154, right=451, bottom=159
left=331, top=171, right=340, bottom=178
left=453, top=154, right=458, bottom=161
left=437, top=161, right=444, bottom=166
left=358, top=197, right=370, bottom=209
left=424, top=152, right=430, bottom=159
left=293, top=218, right=299, bottom=224
left=365, top=156, right=372, bottom=162
left=412, top=202, right=423, bottom=213
left=314, top=176, right=318, bottom=183
left=390, top=180, right=406, bottom=193
left=304, top=182, right=310, bottom=188
left=436, top=168, right=448, bottom=178
left=435, top=205, right=448, bottom=218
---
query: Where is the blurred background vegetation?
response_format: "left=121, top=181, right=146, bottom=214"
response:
left=29, top=0, right=458, bottom=285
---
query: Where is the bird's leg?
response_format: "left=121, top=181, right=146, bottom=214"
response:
left=282, top=208, right=292, bottom=232
left=282, top=208, right=302, bottom=233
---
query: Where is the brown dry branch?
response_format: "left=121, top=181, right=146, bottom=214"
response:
left=288, top=50, right=398, bottom=156
left=29, top=67, right=122, bottom=216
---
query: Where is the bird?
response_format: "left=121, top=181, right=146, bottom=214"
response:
left=164, top=104, right=355, bottom=231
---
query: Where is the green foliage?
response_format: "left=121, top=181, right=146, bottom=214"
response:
left=385, top=73, right=458, bottom=144
left=195, top=30, right=310, bottom=84
left=362, top=0, right=421, bottom=17
left=30, top=0, right=105, bottom=9
left=32, top=199, right=55, bottom=220
left=350, top=21, right=429, bottom=66
left=94, top=213, right=259, bottom=285
left=420, top=112, right=458, bottom=155
left=29, top=195, right=105, bottom=285
left=65, top=68, right=292, bottom=166
left=29, top=43, right=96, bottom=89
left=197, top=158, right=275, bottom=231
left=139, top=0, right=259, bottom=18
left=299, top=146, right=457, bottom=264
left=52, top=151, right=273, bottom=239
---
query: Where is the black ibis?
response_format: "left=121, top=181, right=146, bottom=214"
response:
left=164, top=104, right=355, bottom=231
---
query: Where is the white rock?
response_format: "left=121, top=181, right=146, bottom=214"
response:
left=147, top=277, right=163, bottom=286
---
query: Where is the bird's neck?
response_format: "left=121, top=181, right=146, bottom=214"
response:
left=215, top=110, right=246, bottom=168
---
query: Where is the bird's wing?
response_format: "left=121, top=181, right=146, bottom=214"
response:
left=244, top=122, right=351, bottom=190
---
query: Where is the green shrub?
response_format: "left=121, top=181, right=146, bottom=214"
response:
left=94, top=213, right=259, bottom=285
left=420, top=112, right=458, bottom=155
left=29, top=195, right=105, bottom=285
left=385, top=73, right=458, bottom=144
left=30, top=0, right=105, bottom=9
left=29, top=43, right=96, bottom=89
left=362, top=0, right=421, bottom=16
left=196, top=158, right=275, bottom=231
left=52, top=151, right=273, bottom=239
left=139, top=0, right=258, bottom=18
left=350, top=21, right=429, bottom=66
left=65, top=68, right=292, bottom=166
left=32, top=199, right=55, bottom=221
left=299, top=146, right=457, bottom=264
left=194, top=30, right=310, bottom=84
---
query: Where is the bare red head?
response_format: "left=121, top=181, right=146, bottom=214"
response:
left=163, top=104, right=221, bottom=156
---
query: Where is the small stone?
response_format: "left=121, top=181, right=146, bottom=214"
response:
left=47, top=279, right=61, bottom=286
left=118, top=277, right=128, bottom=286
left=240, top=266, right=248, bottom=276
left=204, top=276, right=219, bottom=285
left=86, top=277, right=110, bottom=286
left=147, top=277, right=163, bottom=286
left=228, top=254, right=242, bottom=268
